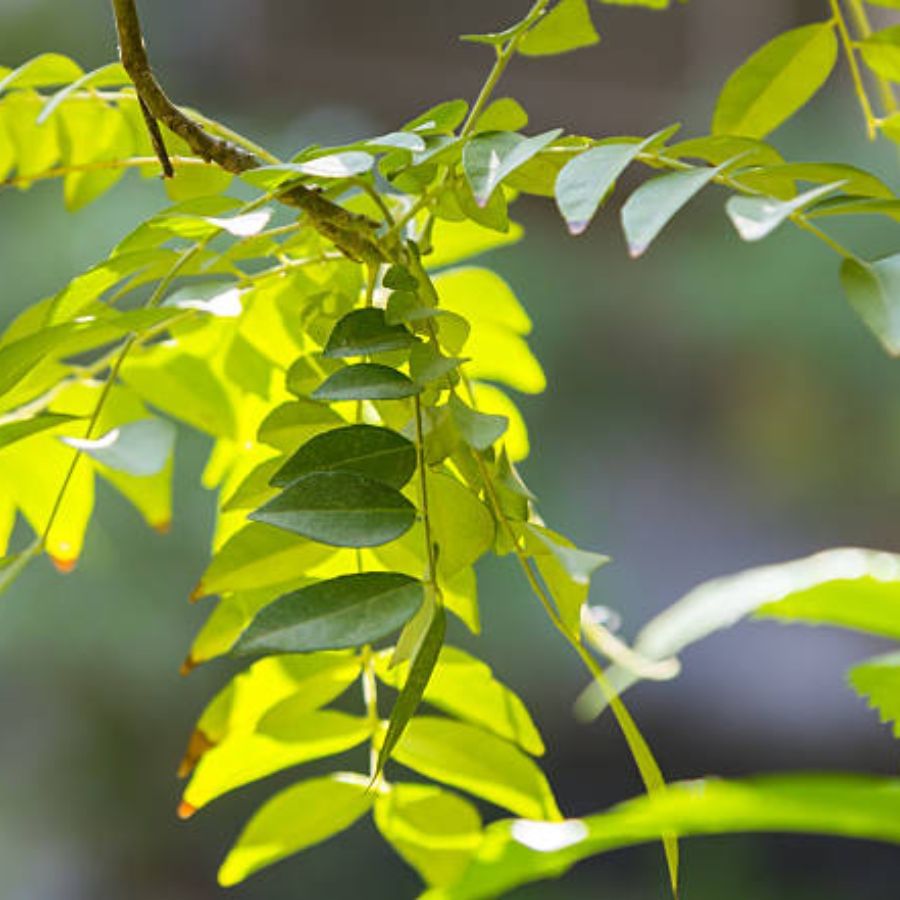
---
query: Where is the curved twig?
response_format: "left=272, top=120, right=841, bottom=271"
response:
left=110, top=0, right=390, bottom=263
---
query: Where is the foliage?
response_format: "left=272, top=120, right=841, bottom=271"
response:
left=2, top=0, right=900, bottom=897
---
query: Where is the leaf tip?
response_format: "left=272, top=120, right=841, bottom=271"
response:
left=567, top=221, right=589, bottom=237
left=179, top=654, right=199, bottom=677
left=152, top=519, right=172, bottom=535
left=50, top=555, right=78, bottom=574
left=177, top=799, right=197, bottom=820
left=189, top=582, right=206, bottom=603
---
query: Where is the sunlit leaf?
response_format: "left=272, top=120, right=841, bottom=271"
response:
left=181, top=710, right=371, bottom=813
left=430, top=775, right=900, bottom=899
left=375, top=784, right=483, bottom=887
left=218, top=774, right=374, bottom=887
left=391, top=716, right=561, bottom=821
left=712, top=23, right=838, bottom=139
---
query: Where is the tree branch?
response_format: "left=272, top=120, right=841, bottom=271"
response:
left=110, top=0, right=390, bottom=263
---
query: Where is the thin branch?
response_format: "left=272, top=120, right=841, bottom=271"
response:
left=110, top=0, right=391, bottom=264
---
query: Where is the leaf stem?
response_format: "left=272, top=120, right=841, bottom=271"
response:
left=460, top=0, right=551, bottom=138
left=361, top=645, right=381, bottom=780
left=829, top=0, right=878, bottom=139
left=413, top=395, right=438, bottom=590
left=844, top=0, right=898, bottom=117
left=0, top=155, right=211, bottom=190
left=472, top=449, right=679, bottom=896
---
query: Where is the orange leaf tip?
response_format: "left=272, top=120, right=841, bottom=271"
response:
left=177, top=800, right=197, bottom=821
left=179, top=654, right=198, bottom=677
left=50, top=556, right=78, bottom=574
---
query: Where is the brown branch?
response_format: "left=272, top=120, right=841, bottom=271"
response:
left=110, top=0, right=391, bottom=263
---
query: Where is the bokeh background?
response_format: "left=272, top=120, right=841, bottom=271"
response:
left=2, top=1, right=900, bottom=897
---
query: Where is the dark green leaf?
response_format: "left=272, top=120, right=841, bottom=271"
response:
left=312, top=364, right=421, bottom=401
left=375, top=604, right=446, bottom=777
left=383, top=265, right=419, bottom=291
left=232, top=572, right=424, bottom=656
left=323, top=308, right=418, bottom=358
left=251, top=470, right=417, bottom=547
left=271, top=424, right=416, bottom=489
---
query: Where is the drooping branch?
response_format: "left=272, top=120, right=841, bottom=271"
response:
left=110, top=0, right=390, bottom=263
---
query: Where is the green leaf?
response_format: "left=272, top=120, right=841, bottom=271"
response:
left=463, top=130, right=563, bottom=206
left=375, top=784, right=483, bottom=887
left=597, top=0, right=671, bottom=7
left=251, top=471, right=417, bottom=548
left=712, top=23, right=838, bottom=139
left=182, top=711, right=371, bottom=813
left=518, top=0, right=599, bottom=57
left=323, top=308, right=418, bottom=358
left=217, top=773, right=373, bottom=887
left=858, top=26, right=900, bottom=82
left=121, top=352, right=237, bottom=439
left=62, top=417, right=176, bottom=477
left=579, top=547, right=900, bottom=719
left=471, top=98, right=529, bottom=135
left=430, top=775, right=900, bottom=899
left=191, top=653, right=361, bottom=755
left=376, top=604, right=446, bottom=777
left=38, top=62, right=128, bottom=123
left=312, top=364, right=421, bottom=402
left=377, top=645, right=545, bottom=756
left=555, top=131, right=668, bottom=235
left=423, top=219, right=524, bottom=269
left=391, top=716, right=561, bottom=821
left=257, top=400, right=343, bottom=452
left=0, top=53, right=82, bottom=93
left=621, top=161, right=728, bottom=258
left=848, top=652, right=900, bottom=737
left=232, top=573, right=424, bottom=656
left=433, top=268, right=544, bottom=394
left=521, top=524, right=610, bottom=634
left=272, top=424, right=416, bottom=489
left=840, top=254, right=900, bottom=356
left=449, top=395, right=508, bottom=451
left=194, top=523, right=335, bottom=598
left=383, top=265, right=419, bottom=291
left=410, top=343, right=464, bottom=386
left=0, top=413, right=80, bottom=451
left=429, top=472, right=495, bottom=578
left=0, top=310, right=178, bottom=402
left=670, top=135, right=785, bottom=168
left=738, top=162, right=891, bottom=201
left=725, top=181, right=845, bottom=242
left=404, top=100, right=470, bottom=135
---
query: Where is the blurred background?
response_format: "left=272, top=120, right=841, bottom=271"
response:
left=1, top=0, right=900, bottom=897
